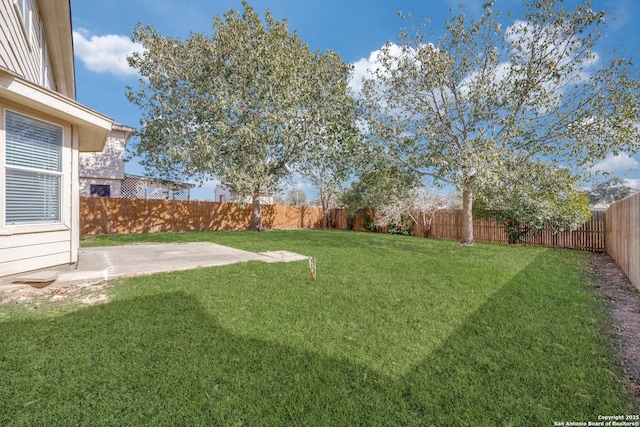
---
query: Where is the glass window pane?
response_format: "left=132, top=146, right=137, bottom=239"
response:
left=90, top=184, right=111, bottom=197
left=5, top=169, right=60, bottom=224
left=6, top=110, right=62, bottom=171
left=4, top=111, right=63, bottom=225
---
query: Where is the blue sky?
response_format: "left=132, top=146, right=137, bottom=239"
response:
left=70, top=0, right=640, bottom=200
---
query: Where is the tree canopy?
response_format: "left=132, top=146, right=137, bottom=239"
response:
left=339, top=164, right=422, bottom=230
left=126, top=1, right=357, bottom=230
left=474, top=159, right=592, bottom=244
left=296, top=128, right=362, bottom=229
left=361, top=0, right=640, bottom=244
left=587, top=177, right=637, bottom=207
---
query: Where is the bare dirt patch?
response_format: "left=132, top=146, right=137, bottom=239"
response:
left=0, top=281, right=110, bottom=307
left=589, top=253, right=640, bottom=410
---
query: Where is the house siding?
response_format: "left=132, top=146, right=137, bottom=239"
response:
left=0, top=0, right=112, bottom=278
left=79, top=125, right=134, bottom=198
left=0, top=230, right=72, bottom=277
left=79, top=128, right=127, bottom=181
left=0, top=0, right=54, bottom=90
left=214, top=185, right=274, bottom=204
left=0, top=103, right=77, bottom=276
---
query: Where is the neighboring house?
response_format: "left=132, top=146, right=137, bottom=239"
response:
left=80, top=123, right=135, bottom=197
left=214, top=184, right=274, bottom=205
left=0, top=0, right=113, bottom=277
left=80, top=124, right=195, bottom=201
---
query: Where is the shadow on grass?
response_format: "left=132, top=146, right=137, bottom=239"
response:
left=0, top=291, right=412, bottom=426
left=0, top=252, right=630, bottom=426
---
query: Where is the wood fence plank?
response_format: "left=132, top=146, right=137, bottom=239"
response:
left=604, top=194, right=640, bottom=292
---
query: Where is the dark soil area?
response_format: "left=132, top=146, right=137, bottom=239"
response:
left=590, top=253, right=640, bottom=411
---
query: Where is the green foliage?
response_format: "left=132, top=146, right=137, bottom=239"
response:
left=338, top=181, right=368, bottom=229
left=2, top=231, right=632, bottom=424
left=361, top=0, right=640, bottom=244
left=474, top=160, right=592, bottom=244
left=587, top=177, right=636, bottom=206
left=340, top=165, right=421, bottom=212
left=386, top=214, right=414, bottom=236
left=294, top=59, right=362, bottom=228
left=339, top=164, right=421, bottom=230
left=126, top=1, right=356, bottom=229
left=360, top=211, right=378, bottom=232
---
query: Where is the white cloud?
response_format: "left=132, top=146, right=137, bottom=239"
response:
left=349, top=49, right=385, bottom=96
left=623, top=178, right=640, bottom=189
left=73, top=29, right=143, bottom=77
left=349, top=42, right=407, bottom=97
left=590, top=153, right=639, bottom=174
left=349, top=56, right=373, bottom=96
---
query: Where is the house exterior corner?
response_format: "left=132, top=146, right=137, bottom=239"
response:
left=0, top=0, right=113, bottom=277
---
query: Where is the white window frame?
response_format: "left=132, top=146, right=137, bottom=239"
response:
left=1, top=107, right=70, bottom=234
left=13, top=0, right=32, bottom=48
left=41, top=41, right=49, bottom=88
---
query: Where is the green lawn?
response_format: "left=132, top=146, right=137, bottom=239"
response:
left=1, top=230, right=633, bottom=425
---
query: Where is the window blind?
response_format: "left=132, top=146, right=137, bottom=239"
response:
left=5, top=111, right=62, bottom=224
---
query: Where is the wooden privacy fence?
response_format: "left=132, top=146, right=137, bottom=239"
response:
left=425, top=209, right=605, bottom=252
left=80, top=196, right=344, bottom=234
left=350, top=208, right=606, bottom=252
left=81, top=195, right=640, bottom=290
left=606, top=193, right=640, bottom=292
left=81, top=197, right=605, bottom=252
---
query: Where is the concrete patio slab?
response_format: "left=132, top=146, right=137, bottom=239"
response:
left=0, top=242, right=308, bottom=289
left=257, top=251, right=310, bottom=263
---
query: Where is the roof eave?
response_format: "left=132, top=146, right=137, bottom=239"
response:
left=0, top=67, right=112, bottom=151
left=36, top=0, right=75, bottom=99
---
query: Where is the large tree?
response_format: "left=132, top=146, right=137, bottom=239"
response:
left=126, top=1, right=356, bottom=230
left=361, top=0, right=640, bottom=245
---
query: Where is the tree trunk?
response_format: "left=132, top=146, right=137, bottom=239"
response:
left=250, top=186, right=262, bottom=231
left=321, top=197, right=328, bottom=230
left=460, top=185, right=475, bottom=246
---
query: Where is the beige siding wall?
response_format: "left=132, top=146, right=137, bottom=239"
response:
left=79, top=130, right=127, bottom=181
left=79, top=128, right=130, bottom=198
left=0, top=0, right=55, bottom=90
left=0, top=101, right=76, bottom=277
left=214, top=186, right=274, bottom=204
left=0, top=1, right=111, bottom=277
left=0, top=230, right=72, bottom=277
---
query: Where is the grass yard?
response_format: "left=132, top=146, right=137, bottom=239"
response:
left=1, top=230, right=634, bottom=425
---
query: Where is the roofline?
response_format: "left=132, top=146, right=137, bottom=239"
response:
left=124, top=174, right=196, bottom=189
left=0, top=66, right=112, bottom=151
left=37, top=0, right=75, bottom=98
left=112, top=123, right=137, bottom=145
